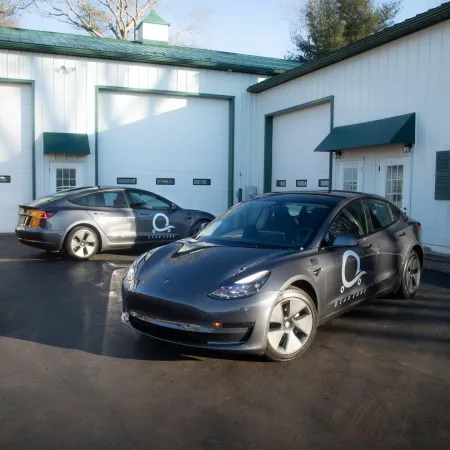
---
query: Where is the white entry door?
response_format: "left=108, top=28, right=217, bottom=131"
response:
left=338, top=161, right=363, bottom=192
left=49, top=163, right=84, bottom=194
left=376, top=157, right=411, bottom=214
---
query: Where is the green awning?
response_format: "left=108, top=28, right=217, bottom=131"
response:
left=43, top=132, right=91, bottom=155
left=315, top=113, right=416, bottom=152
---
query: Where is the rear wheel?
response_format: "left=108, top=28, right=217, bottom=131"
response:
left=190, top=220, right=210, bottom=237
left=264, top=287, right=317, bottom=362
left=65, top=226, right=99, bottom=260
left=395, top=249, right=421, bottom=299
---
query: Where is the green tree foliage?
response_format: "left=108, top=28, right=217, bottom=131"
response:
left=286, top=0, right=402, bottom=62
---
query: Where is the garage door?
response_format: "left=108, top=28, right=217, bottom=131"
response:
left=0, top=83, right=32, bottom=233
left=272, top=103, right=330, bottom=192
left=98, top=91, right=229, bottom=215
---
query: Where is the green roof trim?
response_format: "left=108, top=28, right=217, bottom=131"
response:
left=140, top=10, right=170, bottom=26
left=315, top=113, right=416, bottom=152
left=0, top=27, right=299, bottom=76
left=248, top=2, right=450, bottom=93
left=43, top=132, right=91, bottom=155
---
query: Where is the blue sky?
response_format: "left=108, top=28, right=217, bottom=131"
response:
left=20, top=0, right=446, bottom=58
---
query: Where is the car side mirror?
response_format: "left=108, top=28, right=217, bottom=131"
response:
left=170, top=203, right=177, bottom=212
left=333, top=234, right=359, bottom=247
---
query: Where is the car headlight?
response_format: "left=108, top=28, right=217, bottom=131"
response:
left=208, top=270, right=270, bottom=300
left=124, top=247, right=162, bottom=290
left=123, top=252, right=147, bottom=291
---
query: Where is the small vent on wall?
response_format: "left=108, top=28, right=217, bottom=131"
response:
left=435, top=151, right=450, bottom=200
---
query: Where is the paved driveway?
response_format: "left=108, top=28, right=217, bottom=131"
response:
left=1, top=235, right=450, bottom=450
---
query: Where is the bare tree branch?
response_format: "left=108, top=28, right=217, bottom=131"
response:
left=0, top=0, right=34, bottom=27
left=169, top=4, right=213, bottom=47
left=36, top=0, right=210, bottom=43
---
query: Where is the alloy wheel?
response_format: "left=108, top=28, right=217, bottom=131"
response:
left=70, top=229, right=97, bottom=259
left=406, top=253, right=421, bottom=295
left=267, top=297, right=313, bottom=355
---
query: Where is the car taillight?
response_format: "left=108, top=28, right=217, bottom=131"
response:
left=26, top=210, right=56, bottom=228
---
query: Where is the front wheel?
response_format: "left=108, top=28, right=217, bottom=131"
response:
left=264, top=287, right=317, bottom=362
left=65, top=226, right=99, bottom=260
left=395, top=249, right=421, bottom=299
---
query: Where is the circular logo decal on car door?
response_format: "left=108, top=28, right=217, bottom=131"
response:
left=340, top=250, right=366, bottom=294
left=152, top=213, right=175, bottom=234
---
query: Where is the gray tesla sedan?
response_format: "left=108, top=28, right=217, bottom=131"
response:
left=15, top=186, right=215, bottom=260
left=122, top=191, right=423, bottom=361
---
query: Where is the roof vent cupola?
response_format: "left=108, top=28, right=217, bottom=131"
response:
left=137, top=10, right=170, bottom=45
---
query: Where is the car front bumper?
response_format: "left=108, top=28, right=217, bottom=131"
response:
left=122, top=283, right=280, bottom=354
left=15, top=227, right=63, bottom=251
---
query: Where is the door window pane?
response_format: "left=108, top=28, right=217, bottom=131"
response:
left=343, top=167, right=358, bottom=191
left=82, top=191, right=128, bottom=208
left=385, top=165, right=403, bottom=208
left=128, top=191, right=170, bottom=210
left=56, top=168, right=77, bottom=192
left=366, top=199, right=394, bottom=231
left=324, top=200, right=367, bottom=245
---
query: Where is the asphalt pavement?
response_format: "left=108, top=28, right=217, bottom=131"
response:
left=1, top=235, right=450, bottom=450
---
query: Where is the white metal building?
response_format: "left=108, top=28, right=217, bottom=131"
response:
left=0, top=10, right=298, bottom=232
left=2, top=4, right=450, bottom=253
left=248, top=3, right=450, bottom=253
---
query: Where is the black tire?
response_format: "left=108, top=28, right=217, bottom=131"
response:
left=264, top=286, right=318, bottom=362
left=64, top=226, right=99, bottom=261
left=190, top=220, right=210, bottom=237
left=395, top=249, right=421, bottom=299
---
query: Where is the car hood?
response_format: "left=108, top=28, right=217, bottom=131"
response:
left=136, top=239, right=296, bottom=295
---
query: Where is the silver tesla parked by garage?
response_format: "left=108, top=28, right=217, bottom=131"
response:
left=15, top=186, right=215, bottom=260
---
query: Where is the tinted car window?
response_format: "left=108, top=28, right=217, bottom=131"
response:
left=71, top=191, right=128, bottom=208
left=127, top=191, right=170, bottom=210
left=70, top=195, right=90, bottom=206
left=198, top=199, right=330, bottom=249
left=324, top=200, right=367, bottom=245
left=367, top=199, right=394, bottom=231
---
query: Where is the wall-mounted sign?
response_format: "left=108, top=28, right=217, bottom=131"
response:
left=156, top=178, right=175, bottom=185
left=319, top=179, right=330, bottom=188
left=296, top=180, right=307, bottom=187
left=0, top=175, right=11, bottom=183
left=193, top=179, right=211, bottom=185
left=276, top=180, right=286, bottom=187
left=117, top=177, right=137, bottom=185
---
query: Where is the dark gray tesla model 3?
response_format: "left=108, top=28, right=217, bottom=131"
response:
left=122, top=191, right=423, bottom=361
left=15, top=186, right=215, bottom=260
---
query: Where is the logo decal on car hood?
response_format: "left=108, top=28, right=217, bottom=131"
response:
left=340, top=250, right=366, bottom=294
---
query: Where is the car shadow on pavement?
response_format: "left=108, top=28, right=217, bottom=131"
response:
left=0, top=237, right=265, bottom=362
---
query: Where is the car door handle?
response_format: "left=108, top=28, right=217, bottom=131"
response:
left=140, top=212, right=150, bottom=216
left=398, top=232, right=406, bottom=237
left=93, top=212, right=105, bottom=216
left=363, top=243, right=372, bottom=249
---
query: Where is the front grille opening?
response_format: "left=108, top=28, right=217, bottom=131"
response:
left=129, top=316, right=253, bottom=346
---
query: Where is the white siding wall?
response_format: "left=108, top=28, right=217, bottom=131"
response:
left=254, top=20, right=450, bottom=252
left=0, top=49, right=265, bottom=207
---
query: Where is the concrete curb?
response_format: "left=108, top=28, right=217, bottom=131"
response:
left=424, top=252, right=450, bottom=273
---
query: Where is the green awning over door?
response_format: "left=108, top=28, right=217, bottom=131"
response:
left=43, top=132, right=91, bottom=155
left=315, top=113, right=416, bottom=152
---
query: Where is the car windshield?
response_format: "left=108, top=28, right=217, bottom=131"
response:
left=197, top=198, right=330, bottom=249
